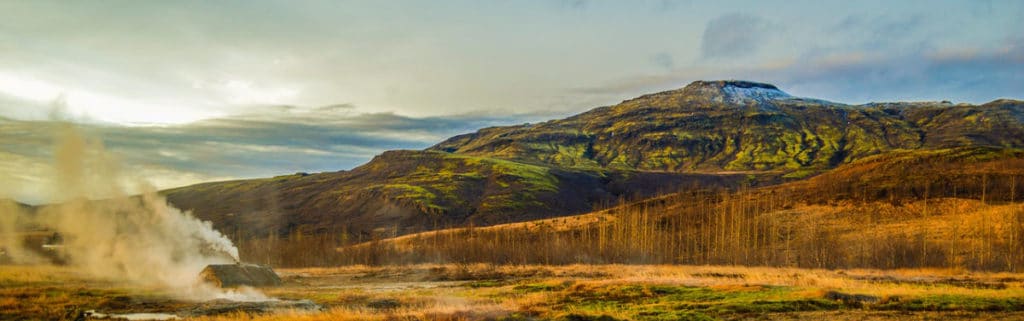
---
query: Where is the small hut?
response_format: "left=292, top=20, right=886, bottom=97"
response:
left=199, top=263, right=282, bottom=288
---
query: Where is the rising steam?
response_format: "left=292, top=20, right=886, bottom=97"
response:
left=0, top=123, right=264, bottom=301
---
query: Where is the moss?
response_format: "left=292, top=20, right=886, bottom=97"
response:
left=486, top=158, right=559, bottom=193
left=354, top=152, right=573, bottom=214
left=480, top=193, right=546, bottom=212
left=371, top=184, right=445, bottom=211
left=375, top=184, right=434, bottom=199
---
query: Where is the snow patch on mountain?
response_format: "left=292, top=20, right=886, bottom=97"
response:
left=720, top=84, right=792, bottom=104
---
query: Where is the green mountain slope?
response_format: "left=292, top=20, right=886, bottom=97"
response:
left=431, top=81, right=1024, bottom=175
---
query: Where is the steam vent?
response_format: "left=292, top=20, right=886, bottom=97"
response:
left=199, top=263, right=283, bottom=288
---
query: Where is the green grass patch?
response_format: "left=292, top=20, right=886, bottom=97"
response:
left=555, top=284, right=852, bottom=319
left=514, top=282, right=566, bottom=293
left=467, top=280, right=507, bottom=288
left=874, top=295, right=1024, bottom=312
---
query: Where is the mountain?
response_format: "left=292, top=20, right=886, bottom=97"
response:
left=164, top=80, right=1024, bottom=241
left=432, top=80, right=1024, bottom=176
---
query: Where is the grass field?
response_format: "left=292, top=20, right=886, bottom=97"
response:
left=4, top=264, right=1024, bottom=320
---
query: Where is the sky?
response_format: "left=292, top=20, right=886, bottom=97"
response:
left=1, top=0, right=1022, bottom=203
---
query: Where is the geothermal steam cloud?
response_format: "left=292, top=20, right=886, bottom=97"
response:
left=0, top=124, right=255, bottom=300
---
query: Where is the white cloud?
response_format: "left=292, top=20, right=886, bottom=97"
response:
left=701, top=13, right=773, bottom=59
left=0, top=72, right=62, bottom=103
left=0, top=71, right=219, bottom=124
left=198, top=79, right=300, bottom=106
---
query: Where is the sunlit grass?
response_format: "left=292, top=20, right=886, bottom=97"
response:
left=4, top=264, right=1024, bottom=320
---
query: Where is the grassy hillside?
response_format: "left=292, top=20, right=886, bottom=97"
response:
left=315, top=147, right=1024, bottom=271
left=164, top=150, right=770, bottom=241
left=796, top=147, right=1024, bottom=203
left=432, top=81, right=1024, bottom=175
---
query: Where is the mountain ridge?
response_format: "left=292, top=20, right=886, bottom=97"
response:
left=431, top=81, right=1024, bottom=174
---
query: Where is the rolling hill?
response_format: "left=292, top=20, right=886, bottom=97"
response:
left=329, top=147, right=1024, bottom=270
left=162, top=80, right=1024, bottom=244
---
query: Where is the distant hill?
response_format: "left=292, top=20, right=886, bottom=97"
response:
left=163, top=80, right=1024, bottom=242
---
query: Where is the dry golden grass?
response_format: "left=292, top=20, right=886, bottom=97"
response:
left=333, top=195, right=1024, bottom=271
left=5, top=263, right=1024, bottom=320
left=342, top=212, right=618, bottom=253
left=277, top=263, right=1023, bottom=289
left=0, top=264, right=88, bottom=284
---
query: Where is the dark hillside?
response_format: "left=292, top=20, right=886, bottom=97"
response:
left=164, top=150, right=766, bottom=240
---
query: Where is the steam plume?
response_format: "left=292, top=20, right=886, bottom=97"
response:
left=0, top=123, right=262, bottom=300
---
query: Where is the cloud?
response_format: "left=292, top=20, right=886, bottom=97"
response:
left=2, top=2, right=1020, bottom=126
left=0, top=108, right=554, bottom=204
left=701, top=13, right=772, bottom=59
left=571, top=37, right=1024, bottom=105
left=652, top=0, right=692, bottom=12
left=779, top=40, right=1024, bottom=103
left=828, top=14, right=927, bottom=51
left=557, top=0, right=589, bottom=11
left=650, top=52, right=675, bottom=70
left=970, top=0, right=995, bottom=16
